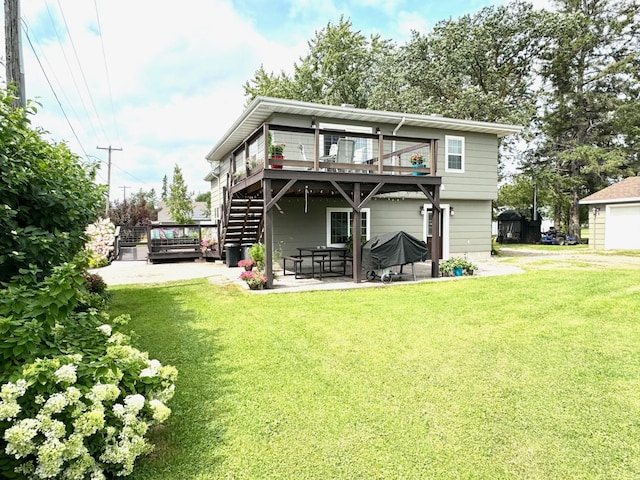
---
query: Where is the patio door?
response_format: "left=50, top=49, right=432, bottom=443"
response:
left=423, top=204, right=450, bottom=260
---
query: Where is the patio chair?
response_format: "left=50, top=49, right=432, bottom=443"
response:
left=336, top=138, right=355, bottom=170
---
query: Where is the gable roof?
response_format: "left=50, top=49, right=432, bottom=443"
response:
left=579, top=177, right=640, bottom=205
left=204, top=96, right=523, bottom=164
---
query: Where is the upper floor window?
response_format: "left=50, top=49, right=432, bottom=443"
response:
left=445, top=136, right=465, bottom=173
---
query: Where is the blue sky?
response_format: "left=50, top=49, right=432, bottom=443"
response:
left=1, top=0, right=541, bottom=204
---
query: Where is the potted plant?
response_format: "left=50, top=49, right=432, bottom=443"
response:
left=249, top=242, right=265, bottom=270
left=238, top=258, right=255, bottom=271
left=439, top=257, right=477, bottom=277
left=267, top=132, right=285, bottom=169
left=410, top=153, right=426, bottom=176
left=239, top=270, right=267, bottom=290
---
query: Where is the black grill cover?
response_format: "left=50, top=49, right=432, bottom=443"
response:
left=362, top=231, right=429, bottom=270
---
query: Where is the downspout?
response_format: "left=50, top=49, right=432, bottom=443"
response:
left=393, top=116, right=406, bottom=136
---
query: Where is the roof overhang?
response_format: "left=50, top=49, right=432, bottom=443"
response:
left=580, top=197, right=640, bottom=205
left=204, top=96, right=523, bottom=164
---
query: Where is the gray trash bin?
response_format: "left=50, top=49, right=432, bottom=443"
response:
left=225, top=243, right=241, bottom=267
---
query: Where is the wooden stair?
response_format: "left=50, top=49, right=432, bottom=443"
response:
left=221, top=196, right=264, bottom=249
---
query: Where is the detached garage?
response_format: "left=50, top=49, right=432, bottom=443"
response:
left=580, top=177, right=640, bottom=250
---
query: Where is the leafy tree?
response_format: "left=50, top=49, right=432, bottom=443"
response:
left=373, top=1, right=545, bottom=126
left=526, top=0, right=640, bottom=239
left=244, top=16, right=394, bottom=108
left=166, top=164, right=193, bottom=223
left=0, top=92, right=104, bottom=283
left=195, top=191, right=212, bottom=218
left=108, top=189, right=159, bottom=226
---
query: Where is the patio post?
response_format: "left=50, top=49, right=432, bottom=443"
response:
left=431, top=186, right=441, bottom=278
left=352, top=183, right=362, bottom=283
left=263, top=178, right=274, bottom=288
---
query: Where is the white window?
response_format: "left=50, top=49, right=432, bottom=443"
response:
left=445, top=136, right=465, bottom=173
left=326, top=208, right=370, bottom=246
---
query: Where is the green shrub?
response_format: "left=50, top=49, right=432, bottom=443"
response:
left=0, top=92, right=105, bottom=283
left=0, top=265, right=177, bottom=479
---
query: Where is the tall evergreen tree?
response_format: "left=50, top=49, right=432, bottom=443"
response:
left=166, top=165, right=193, bottom=224
left=161, top=175, right=168, bottom=201
left=526, top=0, right=640, bottom=237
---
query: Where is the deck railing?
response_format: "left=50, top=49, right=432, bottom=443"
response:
left=229, top=124, right=438, bottom=178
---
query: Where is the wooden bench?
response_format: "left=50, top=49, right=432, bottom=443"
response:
left=148, top=238, right=201, bottom=263
left=282, top=256, right=304, bottom=279
left=314, top=257, right=352, bottom=279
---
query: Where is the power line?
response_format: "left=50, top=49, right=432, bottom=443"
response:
left=22, top=20, right=90, bottom=159
left=56, top=0, right=110, bottom=144
left=43, top=0, right=100, bottom=141
left=93, top=0, right=121, bottom=142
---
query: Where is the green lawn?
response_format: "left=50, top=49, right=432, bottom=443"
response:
left=110, top=265, right=640, bottom=479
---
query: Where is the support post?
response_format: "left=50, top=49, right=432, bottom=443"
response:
left=431, top=186, right=441, bottom=278
left=263, top=178, right=274, bottom=288
left=352, top=183, right=362, bottom=283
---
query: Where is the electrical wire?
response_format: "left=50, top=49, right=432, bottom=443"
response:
left=93, top=0, right=121, bottom=143
left=21, top=19, right=90, bottom=160
left=43, top=0, right=100, bottom=142
left=55, top=0, right=110, bottom=145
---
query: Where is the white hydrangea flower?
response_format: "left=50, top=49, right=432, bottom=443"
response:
left=54, top=364, right=78, bottom=384
left=139, top=359, right=162, bottom=378
left=4, top=418, right=40, bottom=458
left=149, top=399, right=171, bottom=423
left=64, top=386, right=83, bottom=404
left=123, top=394, right=145, bottom=414
left=112, top=403, right=125, bottom=419
left=41, top=393, right=69, bottom=415
left=0, top=379, right=28, bottom=401
left=0, top=400, right=21, bottom=421
left=86, top=383, right=121, bottom=405
left=36, top=416, right=66, bottom=439
left=96, top=324, right=112, bottom=336
left=73, top=408, right=106, bottom=437
left=34, top=437, right=65, bottom=478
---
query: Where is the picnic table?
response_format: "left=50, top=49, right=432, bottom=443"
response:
left=296, top=246, right=351, bottom=279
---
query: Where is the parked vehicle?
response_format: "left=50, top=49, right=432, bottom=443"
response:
left=541, top=227, right=578, bottom=245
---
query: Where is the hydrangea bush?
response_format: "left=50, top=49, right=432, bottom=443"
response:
left=0, top=264, right=177, bottom=479
left=0, top=319, right=177, bottom=479
left=84, top=219, right=116, bottom=268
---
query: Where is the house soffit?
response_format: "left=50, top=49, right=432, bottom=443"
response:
left=205, top=97, right=523, bottom=164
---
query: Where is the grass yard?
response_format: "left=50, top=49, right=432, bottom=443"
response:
left=110, top=265, right=640, bottom=479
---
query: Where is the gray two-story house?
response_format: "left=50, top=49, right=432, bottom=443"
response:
left=204, top=97, right=521, bottom=287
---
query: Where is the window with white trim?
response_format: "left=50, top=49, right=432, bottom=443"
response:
left=445, top=135, right=465, bottom=172
left=326, top=208, right=370, bottom=246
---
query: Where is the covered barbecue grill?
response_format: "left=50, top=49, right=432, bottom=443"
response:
left=362, top=231, right=429, bottom=283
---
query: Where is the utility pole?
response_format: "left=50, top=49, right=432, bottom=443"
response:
left=97, top=145, right=123, bottom=216
left=4, top=0, right=26, bottom=108
left=119, top=186, right=130, bottom=202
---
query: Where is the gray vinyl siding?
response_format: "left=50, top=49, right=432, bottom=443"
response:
left=271, top=197, right=492, bottom=259
left=439, top=132, right=498, bottom=201
left=448, top=200, right=492, bottom=257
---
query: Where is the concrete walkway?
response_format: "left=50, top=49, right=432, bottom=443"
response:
left=91, top=256, right=524, bottom=293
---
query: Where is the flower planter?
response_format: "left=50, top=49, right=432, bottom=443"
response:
left=412, top=163, right=426, bottom=176
left=453, top=266, right=463, bottom=276
left=269, top=155, right=284, bottom=169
